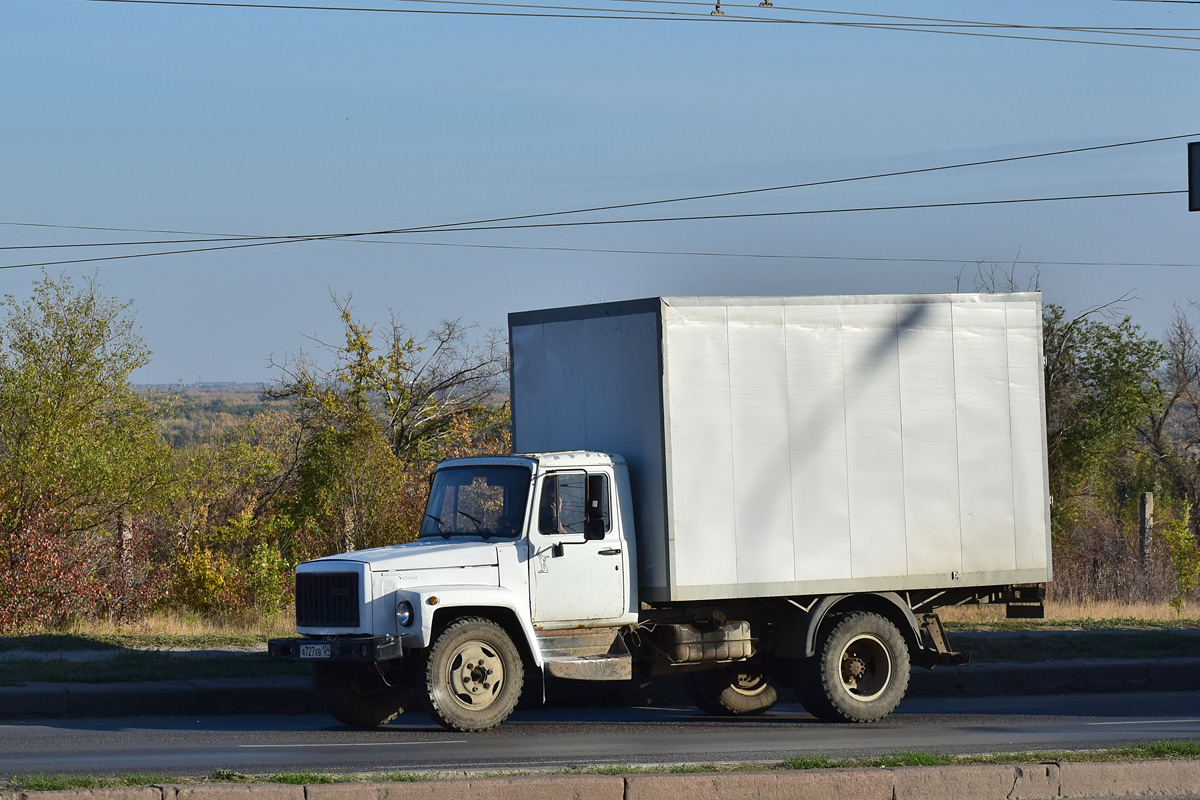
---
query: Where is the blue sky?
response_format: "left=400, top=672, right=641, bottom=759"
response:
left=2, top=0, right=1198, bottom=383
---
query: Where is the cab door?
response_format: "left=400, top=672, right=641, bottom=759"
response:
left=528, top=469, right=627, bottom=623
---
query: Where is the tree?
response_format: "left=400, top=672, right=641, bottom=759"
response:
left=269, top=296, right=507, bottom=462
left=1042, top=302, right=1164, bottom=542
left=165, top=409, right=302, bottom=615
left=268, top=297, right=508, bottom=556
left=0, top=273, right=171, bottom=628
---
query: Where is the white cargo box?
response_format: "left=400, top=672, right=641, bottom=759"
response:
left=509, top=294, right=1051, bottom=603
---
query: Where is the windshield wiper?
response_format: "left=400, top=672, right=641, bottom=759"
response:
left=457, top=510, right=492, bottom=540
left=424, top=513, right=449, bottom=539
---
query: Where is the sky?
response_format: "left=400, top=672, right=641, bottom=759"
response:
left=2, top=0, right=1199, bottom=384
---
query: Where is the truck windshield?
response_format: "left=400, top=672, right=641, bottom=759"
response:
left=419, top=465, right=532, bottom=539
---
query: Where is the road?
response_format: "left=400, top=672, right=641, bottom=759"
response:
left=3, top=692, right=1200, bottom=778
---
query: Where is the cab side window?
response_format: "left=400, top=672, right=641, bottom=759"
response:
left=538, top=473, right=610, bottom=536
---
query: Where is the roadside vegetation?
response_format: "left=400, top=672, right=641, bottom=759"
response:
left=6, top=742, right=1200, bottom=791
left=0, top=273, right=506, bottom=634
left=5, top=269, right=1200, bottom=636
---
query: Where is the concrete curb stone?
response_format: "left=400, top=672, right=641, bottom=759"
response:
left=1060, top=760, right=1200, bottom=798
left=892, top=763, right=1060, bottom=800
left=15, top=790, right=162, bottom=800
left=9, top=763, right=1200, bottom=800
left=906, top=657, right=1200, bottom=698
left=624, top=769, right=893, bottom=800
left=185, top=679, right=317, bottom=716
left=0, top=684, right=69, bottom=717
left=307, top=776, right=625, bottom=800
left=65, top=683, right=198, bottom=719
left=169, top=785, right=304, bottom=800
left=0, top=680, right=316, bottom=720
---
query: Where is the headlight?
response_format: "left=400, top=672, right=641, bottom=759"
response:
left=396, top=599, right=414, bottom=627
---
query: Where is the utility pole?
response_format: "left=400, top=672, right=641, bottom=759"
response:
left=1140, top=492, right=1154, bottom=566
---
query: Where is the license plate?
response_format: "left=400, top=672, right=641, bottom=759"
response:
left=299, top=643, right=332, bottom=659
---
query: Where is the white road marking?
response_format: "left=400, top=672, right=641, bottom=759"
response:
left=241, top=741, right=466, bottom=748
left=1086, top=719, right=1200, bottom=726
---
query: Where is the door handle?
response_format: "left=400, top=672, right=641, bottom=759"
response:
left=598, top=548, right=622, bottom=556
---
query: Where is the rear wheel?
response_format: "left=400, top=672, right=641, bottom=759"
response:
left=314, top=662, right=412, bottom=728
left=684, top=665, right=779, bottom=716
left=424, top=616, right=525, bottom=732
left=799, top=612, right=909, bottom=723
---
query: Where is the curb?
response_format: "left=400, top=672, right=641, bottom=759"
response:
left=1, top=658, right=1197, bottom=720
left=6, top=761, right=1200, bottom=800
left=906, top=657, right=1200, bottom=698
left=0, top=678, right=317, bottom=719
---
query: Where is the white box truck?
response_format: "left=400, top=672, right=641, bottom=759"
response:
left=270, top=293, right=1052, bottom=732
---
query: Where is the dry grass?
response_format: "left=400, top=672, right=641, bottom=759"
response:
left=59, top=609, right=296, bottom=643
left=939, top=600, right=1200, bottom=627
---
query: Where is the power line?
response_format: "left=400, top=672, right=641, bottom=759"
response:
left=4, top=132, right=1193, bottom=262
left=394, top=132, right=1200, bottom=235
left=1083, top=0, right=1200, bottom=5
left=1, top=189, right=1185, bottom=270
left=334, top=238, right=1200, bottom=269
left=725, top=2, right=1200, bottom=37
left=386, top=190, right=1188, bottom=233
left=78, top=0, right=1200, bottom=52
left=3, top=131, right=1196, bottom=251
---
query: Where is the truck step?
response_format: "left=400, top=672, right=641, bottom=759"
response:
left=544, top=652, right=632, bottom=681
left=535, top=627, right=625, bottom=660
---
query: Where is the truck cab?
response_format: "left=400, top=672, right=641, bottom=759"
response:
left=270, top=452, right=639, bottom=731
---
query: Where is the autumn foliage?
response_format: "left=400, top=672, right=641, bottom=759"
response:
left=10, top=273, right=1200, bottom=632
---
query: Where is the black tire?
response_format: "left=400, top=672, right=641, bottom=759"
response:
left=799, top=612, right=910, bottom=723
left=684, top=666, right=779, bottom=716
left=424, top=616, right=525, bottom=732
left=314, top=662, right=413, bottom=728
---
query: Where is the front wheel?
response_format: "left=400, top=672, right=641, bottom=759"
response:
left=314, top=662, right=413, bottom=728
left=799, top=612, right=910, bottom=723
left=684, top=665, right=779, bottom=715
left=424, top=616, right=525, bottom=732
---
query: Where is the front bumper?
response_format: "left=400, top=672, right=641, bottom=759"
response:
left=268, top=635, right=403, bottom=662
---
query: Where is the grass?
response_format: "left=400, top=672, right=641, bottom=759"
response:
left=939, top=600, right=1200, bottom=629
left=7, top=742, right=1200, bottom=791
left=0, top=610, right=297, bottom=653
left=777, top=741, right=1200, bottom=770
left=5, top=773, right=177, bottom=791
left=0, top=651, right=310, bottom=687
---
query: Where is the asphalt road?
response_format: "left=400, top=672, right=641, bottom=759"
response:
left=3, top=692, right=1200, bottom=778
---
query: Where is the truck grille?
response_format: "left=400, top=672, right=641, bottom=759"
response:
left=295, top=572, right=360, bottom=628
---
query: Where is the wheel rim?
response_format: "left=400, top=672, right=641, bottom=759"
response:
left=838, top=633, right=891, bottom=702
left=729, top=670, right=770, bottom=698
left=445, top=640, right=505, bottom=711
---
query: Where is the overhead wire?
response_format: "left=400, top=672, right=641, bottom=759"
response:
left=79, top=0, right=1200, bottom=52
left=1082, top=0, right=1200, bottom=5
left=287, top=237, right=1200, bottom=269
left=7, top=131, right=1190, bottom=267
left=3, top=132, right=1193, bottom=270
left=3, top=131, right=1197, bottom=253
left=0, top=189, right=1186, bottom=270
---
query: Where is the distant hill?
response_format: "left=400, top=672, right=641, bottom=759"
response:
left=136, top=383, right=288, bottom=448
